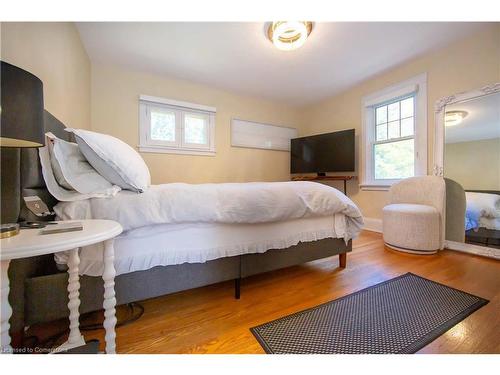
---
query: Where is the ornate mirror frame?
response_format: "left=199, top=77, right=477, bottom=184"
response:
left=433, top=82, right=500, bottom=176
left=433, top=82, right=500, bottom=259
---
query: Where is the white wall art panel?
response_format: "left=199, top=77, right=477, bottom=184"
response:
left=231, top=119, right=297, bottom=151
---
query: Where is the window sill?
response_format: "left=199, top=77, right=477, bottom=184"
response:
left=138, top=145, right=216, bottom=156
left=359, top=184, right=391, bottom=191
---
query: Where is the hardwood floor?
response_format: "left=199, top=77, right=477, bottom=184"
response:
left=44, top=231, right=500, bottom=353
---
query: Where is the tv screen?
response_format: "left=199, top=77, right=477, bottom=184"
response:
left=291, top=129, right=355, bottom=174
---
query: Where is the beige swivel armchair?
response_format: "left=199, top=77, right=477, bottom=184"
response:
left=382, top=176, right=446, bottom=254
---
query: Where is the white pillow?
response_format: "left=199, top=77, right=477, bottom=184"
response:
left=47, top=137, right=73, bottom=191
left=39, top=145, right=120, bottom=202
left=46, top=132, right=120, bottom=196
left=466, top=192, right=500, bottom=218
left=67, top=128, right=151, bottom=193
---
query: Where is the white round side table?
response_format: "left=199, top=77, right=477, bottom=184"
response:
left=0, top=220, right=122, bottom=354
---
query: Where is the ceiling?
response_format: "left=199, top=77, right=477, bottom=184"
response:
left=76, top=22, right=486, bottom=106
left=445, top=92, right=500, bottom=144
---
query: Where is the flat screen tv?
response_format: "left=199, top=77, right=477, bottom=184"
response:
left=290, top=129, right=355, bottom=175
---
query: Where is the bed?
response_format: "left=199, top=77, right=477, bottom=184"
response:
left=3, top=111, right=363, bottom=345
left=464, top=190, right=500, bottom=248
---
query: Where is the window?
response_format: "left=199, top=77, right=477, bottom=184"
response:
left=374, top=96, right=415, bottom=180
left=361, top=74, right=427, bottom=190
left=139, top=95, right=216, bottom=156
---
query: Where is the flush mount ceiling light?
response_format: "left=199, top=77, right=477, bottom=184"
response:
left=445, top=110, right=468, bottom=127
left=267, top=21, right=313, bottom=51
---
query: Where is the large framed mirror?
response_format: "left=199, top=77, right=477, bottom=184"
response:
left=434, top=83, right=500, bottom=259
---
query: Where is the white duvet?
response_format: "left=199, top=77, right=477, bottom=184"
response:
left=55, top=181, right=364, bottom=242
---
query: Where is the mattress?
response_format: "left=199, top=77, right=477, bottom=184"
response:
left=54, top=181, right=364, bottom=242
left=55, top=215, right=340, bottom=277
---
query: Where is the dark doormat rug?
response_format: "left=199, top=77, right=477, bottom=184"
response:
left=250, top=272, right=488, bottom=354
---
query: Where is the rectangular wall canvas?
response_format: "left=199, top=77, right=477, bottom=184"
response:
left=231, top=119, right=297, bottom=151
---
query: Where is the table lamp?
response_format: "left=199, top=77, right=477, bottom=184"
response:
left=1, top=61, right=45, bottom=238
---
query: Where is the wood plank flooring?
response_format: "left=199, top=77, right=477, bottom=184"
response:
left=64, top=231, right=500, bottom=353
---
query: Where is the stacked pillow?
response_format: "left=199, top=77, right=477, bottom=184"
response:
left=465, top=192, right=500, bottom=230
left=68, top=129, right=151, bottom=193
left=41, top=130, right=151, bottom=201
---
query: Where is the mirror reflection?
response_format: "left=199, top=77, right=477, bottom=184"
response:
left=444, top=92, right=500, bottom=249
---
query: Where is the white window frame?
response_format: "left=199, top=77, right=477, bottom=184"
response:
left=360, top=73, right=427, bottom=190
left=139, top=95, right=216, bottom=156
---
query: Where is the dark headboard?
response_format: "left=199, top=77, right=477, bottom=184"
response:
left=0, top=110, right=72, bottom=223
left=0, top=111, right=73, bottom=337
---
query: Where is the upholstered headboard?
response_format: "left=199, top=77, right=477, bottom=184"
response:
left=0, top=110, right=73, bottom=339
left=0, top=110, right=72, bottom=223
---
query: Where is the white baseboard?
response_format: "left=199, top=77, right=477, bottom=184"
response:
left=363, top=217, right=383, bottom=233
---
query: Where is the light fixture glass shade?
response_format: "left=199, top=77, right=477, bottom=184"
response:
left=445, top=110, right=468, bottom=127
left=268, top=21, right=313, bottom=51
left=1, top=61, right=45, bottom=148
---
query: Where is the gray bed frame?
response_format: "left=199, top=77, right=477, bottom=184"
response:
left=0, top=111, right=351, bottom=346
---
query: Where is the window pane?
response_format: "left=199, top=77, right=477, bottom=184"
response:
left=387, top=102, right=400, bottom=122
left=184, top=114, right=208, bottom=144
left=401, top=117, right=414, bottom=137
left=376, top=124, right=387, bottom=141
left=400, top=97, right=414, bottom=118
left=388, top=120, right=400, bottom=139
left=151, top=110, right=175, bottom=141
left=374, top=139, right=414, bottom=180
left=376, top=106, right=387, bottom=125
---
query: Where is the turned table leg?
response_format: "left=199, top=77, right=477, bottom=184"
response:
left=66, top=249, right=85, bottom=349
left=1, top=260, right=12, bottom=354
left=102, top=239, right=117, bottom=354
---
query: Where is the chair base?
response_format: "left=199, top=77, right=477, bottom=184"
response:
left=385, top=243, right=438, bottom=255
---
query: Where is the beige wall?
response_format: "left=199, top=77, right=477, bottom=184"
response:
left=444, top=138, right=500, bottom=190
left=299, top=25, right=500, bottom=219
left=91, top=64, right=301, bottom=184
left=1, top=22, right=91, bottom=130
left=2, top=22, right=499, bottom=215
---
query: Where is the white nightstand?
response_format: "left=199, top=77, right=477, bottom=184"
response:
left=0, top=220, right=122, bottom=354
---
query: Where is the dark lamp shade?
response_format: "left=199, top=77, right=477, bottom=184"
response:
left=1, top=61, right=44, bottom=148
